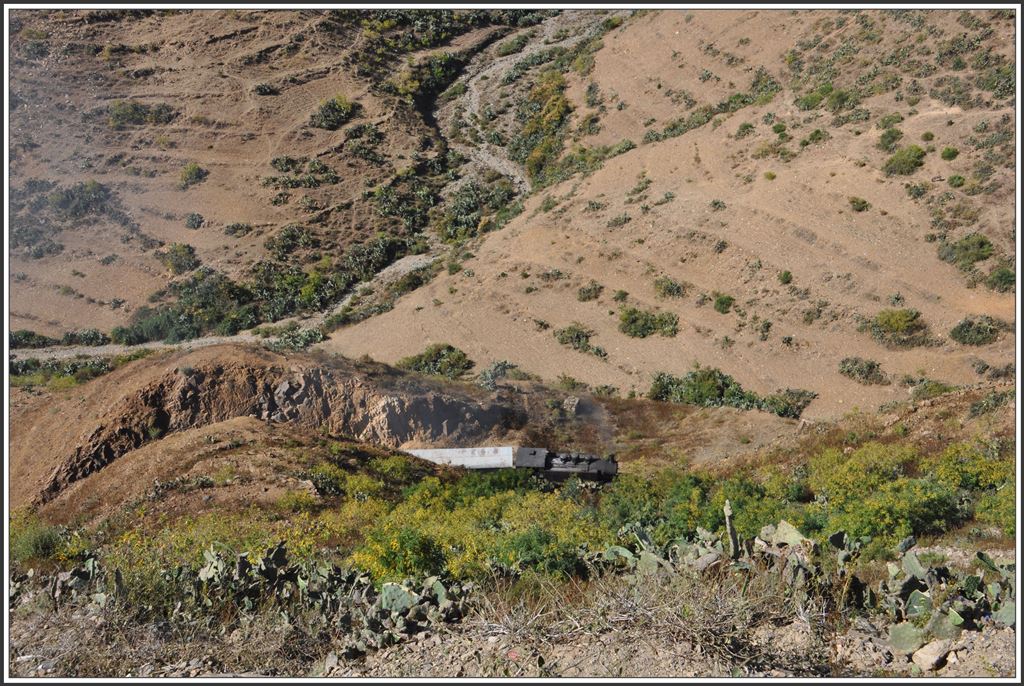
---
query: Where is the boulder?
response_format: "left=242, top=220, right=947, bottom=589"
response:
left=912, top=639, right=951, bottom=672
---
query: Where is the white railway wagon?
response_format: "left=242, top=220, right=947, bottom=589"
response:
left=404, top=446, right=548, bottom=469
left=405, top=446, right=617, bottom=480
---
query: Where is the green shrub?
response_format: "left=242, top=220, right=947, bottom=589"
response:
left=905, top=378, right=954, bottom=401
left=949, top=315, right=1003, bottom=345
left=794, top=91, right=824, bottom=110
left=778, top=270, right=792, bottom=284
left=940, top=146, right=959, bottom=160
left=553, top=323, right=606, bottom=358
left=276, top=490, right=319, bottom=513
left=577, top=280, right=604, bottom=302
left=735, top=122, right=755, bottom=138
left=179, top=162, right=208, bottom=189
left=184, top=212, right=204, bottom=229
left=612, top=289, right=628, bottom=302
left=713, top=293, right=735, bottom=314
left=606, top=213, right=631, bottom=228
left=157, top=243, right=200, bottom=274
left=925, top=443, right=1014, bottom=492
left=826, top=478, right=962, bottom=541
left=764, top=171, right=777, bottom=180
left=10, top=511, right=66, bottom=562
left=648, top=365, right=760, bottom=412
left=46, top=180, right=112, bottom=219
left=10, top=329, right=58, bottom=349
left=883, top=145, right=926, bottom=175
left=867, top=308, right=929, bottom=348
left=848, top=197, right=871, bottom=212
left=310, top=95, right=358, bottom=130
left=809, top=442, right=917, bottom=509
left=650, top=366, right=816, bottom=419
left=396, top=343, right=474, bottom=379
left=653, top=276, right=684, bottom=298
left=496, top=33, right=530, bottom=57
left=938, top=233, right=993, bottom=269
left=618, top=307, right=678, bottom=338
left=976, top=486, right=1016, bottom=536
left=838, top=356, right=888, bottom=385
left=921, top=131, right=934, bottom=141
left=948, top=175, right=966, bottom=188
left=877, top=127, right=903, bottom=152
left=60, top=329, right=110, bottom=346
left=985, top=266, right=1015, bottom=292
left=107, top=100, right=176, bottom=129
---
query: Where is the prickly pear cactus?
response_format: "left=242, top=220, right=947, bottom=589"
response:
left=888, top=622, right=925, bottom=654
left=379, top=582, right=418, bottom=613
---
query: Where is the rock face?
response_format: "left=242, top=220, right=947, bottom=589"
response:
left=24, top=346, right=526, bottom=505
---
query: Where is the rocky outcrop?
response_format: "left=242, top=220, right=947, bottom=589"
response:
left=32, top=347, right=526, bottom=504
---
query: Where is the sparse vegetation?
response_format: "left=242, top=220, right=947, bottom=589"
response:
left=577, top=280, right=604, bottom=302
left=949, top=316, right=1004, bottom=346
left=553, top=322, right=607, bottom=358
left=157, top=243, right=200, bottom=274
left=713, top=293, right=735, bottom=314
left=178, top=162, right=208, bottom=189
left=653, top=276, right=684, bottom=298
left=848, top=197, right=871, bottom=212
left=106, top=100, right=176, bottom=129
left=882, top=145, right=926, bottom=175
left=649, top=364, right=816, bottom=419
left=618, top=307, right=678, bottom=338
left=309, top=95, right=359, bottom=130
left=938, top=233, right=993, bottom=270
left=866, top=308, right=930, bottom=348
left=839, top=357, right=889, bottom=385
left=396, top=343, right=474, bottom=379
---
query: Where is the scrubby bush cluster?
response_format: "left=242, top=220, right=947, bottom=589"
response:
left=157, top=243, right=200, bottom=274
left=653, top=275, right=684, bottom=298
left=618, top=307, right=678, bottom=338
left=9, top=350, right=151, bottom=389
left=179, top=162, right=208, bottom=189
left=396, top=343, right=474, bottom=379
left=107, top=100, right=177, bottom=129
left=949, top=315, right=1005, bottom=346
left=112, top=235, right=411, bottom=345
left=865, top=309, right=930, bottom=348
left=576, top=280, right=604, bottom=302
left=553, top=323, right=607, bottom=358
left=838, top=357, right=889, bottom=385
left=309, top=95, right=359, bottom=130
left=649, top=364, right=817, bottom=419
left=883, top=145, right=926, bottom=175
left=938, top=233, right=993, bottom=270
left=10, top=329, right=58, bottom=349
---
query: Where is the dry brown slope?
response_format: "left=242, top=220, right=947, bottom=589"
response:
left=322, top=9, right=1016, bottom=420
left=8, top=9, right=444, bottom=335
